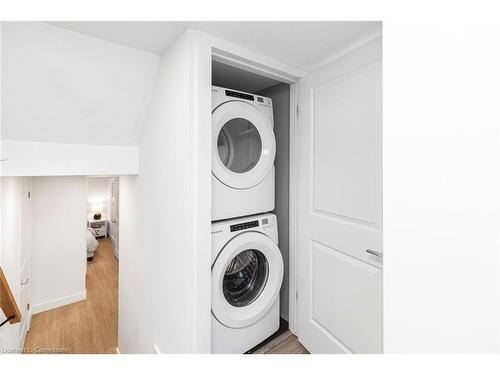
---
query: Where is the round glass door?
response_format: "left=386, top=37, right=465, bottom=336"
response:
left=217, top=119, right=262, bottom=174
left=212, top=101, right=276, bottom=189
left=211, top=231, right=284, bottom=328
left=223, top=249, right=269, bottom=307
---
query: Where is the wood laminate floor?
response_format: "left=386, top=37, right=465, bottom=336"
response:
left=253, top=330, right=309, bottom=354
left=24, top=238, right=118, bottom=354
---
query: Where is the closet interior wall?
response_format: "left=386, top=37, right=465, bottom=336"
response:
left=257, top=84, right=290, bottom=321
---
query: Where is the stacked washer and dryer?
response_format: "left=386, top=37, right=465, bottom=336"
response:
left=211, top=86, right=284, bottom=353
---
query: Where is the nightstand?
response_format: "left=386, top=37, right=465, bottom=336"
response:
left=88, top=218, right=108, bottom=238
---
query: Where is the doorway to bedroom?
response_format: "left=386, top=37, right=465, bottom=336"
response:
left=22, top=176, right=120, bottom=354
left=86, top=177, right=120, bottom=262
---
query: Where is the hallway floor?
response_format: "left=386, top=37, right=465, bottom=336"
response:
left=24, top=238, right=118, bottom=354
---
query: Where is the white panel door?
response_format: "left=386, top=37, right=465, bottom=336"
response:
left=19, top=177, right=32, bottom=347
left=296, top=38, right=382, bottom=354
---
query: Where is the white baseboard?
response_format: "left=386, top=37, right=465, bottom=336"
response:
left=32, top=290, right=86, bottom=314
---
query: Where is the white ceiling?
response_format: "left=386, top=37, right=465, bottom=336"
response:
left=49, top=21, right=381, bottom=71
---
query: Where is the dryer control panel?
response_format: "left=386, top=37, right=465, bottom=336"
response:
left=218, top=87, right=273, bottom=110
left=230, top=220, right=259, bottom=232
left=225, top=89, right=254, bottom=101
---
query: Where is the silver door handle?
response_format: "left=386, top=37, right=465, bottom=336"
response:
left=366, top=249, right=383, bottom=259
left=21, top=278, right=30, bottom=286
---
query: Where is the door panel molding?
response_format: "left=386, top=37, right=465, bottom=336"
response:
left=310, top=241, right=382, bottom=353
left=312, top=207, right=378, bottom=228
left=311, top=61, right=382, bottom=228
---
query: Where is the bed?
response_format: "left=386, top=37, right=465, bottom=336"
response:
left=86, top=227, right=99, bottom=260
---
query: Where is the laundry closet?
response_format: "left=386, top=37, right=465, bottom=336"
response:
left=205, top=26, right=382, bottom=353
left=210, top=60, right=292, bottom=353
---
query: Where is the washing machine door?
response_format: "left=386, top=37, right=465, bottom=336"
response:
left=212, top=101, right=276, bottom=189
left=212, top=231, right=284, bottom=328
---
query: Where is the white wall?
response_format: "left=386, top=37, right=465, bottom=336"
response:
left=119, top=29, right=212, bottom=354
left=0, top=177, right=23, bottom=351
left=1, top=22, right=159, bottom=176
left=30, top=177, right=86, bottom=314
left=2, top=22, right=160, bottom=146
left=383, top=26, right=500, bottom=351
left=258, top=83, right=290, bottom=320
left=86, top=177, right=112, bottom=219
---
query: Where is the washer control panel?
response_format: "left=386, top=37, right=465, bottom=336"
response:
left=211, top=214, right=278, bottom=250
left=212, top=214, right=276, bottom=236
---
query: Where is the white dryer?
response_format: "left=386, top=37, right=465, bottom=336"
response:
left=211, top=213, right=283, bottom=354
left=212, top=86, right=276, bottom=221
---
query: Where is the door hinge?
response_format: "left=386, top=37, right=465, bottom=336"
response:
left=27, top=303, right=30, bottom=311
left=296, top=291, right=299, bottom=299
left=296, top=106, right=299, bottom=116
left=27, top=191, right=31, bottom=198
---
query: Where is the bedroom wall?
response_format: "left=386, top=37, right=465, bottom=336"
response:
left=86, top=177, right=112, bottom=220
left=30, top=177, right=86, bottom=313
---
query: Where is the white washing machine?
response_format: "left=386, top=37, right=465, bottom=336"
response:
left=211, top=213, right=284, bottom=353
left=212, top=86, right=276, bottom=221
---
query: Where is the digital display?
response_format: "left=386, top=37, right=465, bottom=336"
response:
left=257, top=97, right=264, bottom=103
left=262, top=218, right=268, bottom=225
left=230, top=220, right=259, bottom=232
left=225, top=90, right=255, bottom=101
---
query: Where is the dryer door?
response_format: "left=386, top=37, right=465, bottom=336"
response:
left=212, top=231, right=284, bottom=328
left=212, top=101, right=276, bottom=189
